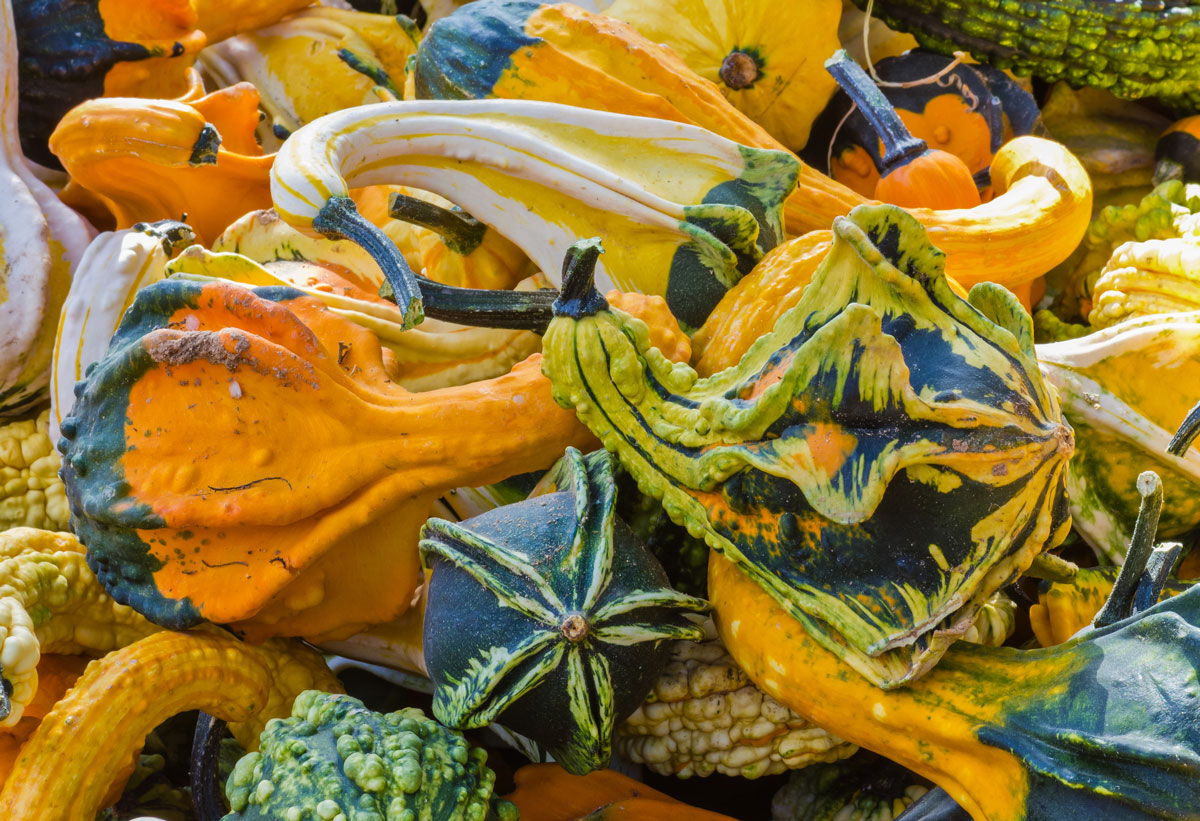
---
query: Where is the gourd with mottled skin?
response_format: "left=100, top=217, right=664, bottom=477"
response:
left=540, top=208, right=1073, bottom=688
left=58, top=277, right=594, bottom=642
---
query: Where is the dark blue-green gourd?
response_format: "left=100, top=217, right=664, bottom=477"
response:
left=419, top=447, right=708, bottom=775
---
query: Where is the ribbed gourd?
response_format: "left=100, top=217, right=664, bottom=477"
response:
left=57, top=277, right=593, bottom=642
left=536, top=209, right=1073, bottom=688
left=268, top=97, right=797, bottom=328
left=770, top=753, right=931, bottom=821
left=602, top=0, right=842, bottom=151
left=0, top=411, right=69, bottom=532
left=1037, top=311, right=1200, bottom=563
left=420, top=447, right=708, bottom=775
left=1088, top=237, right=1200, bottom=328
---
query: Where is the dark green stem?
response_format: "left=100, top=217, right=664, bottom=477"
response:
left=1167, top=399, right=1200, bottom=456
left=188, top=124, right=221, bottom=166
left=1133, top=542, right=1184, bottom=615
left=1094, top=471, right=1163, bottom=628
left=552, top=238, right=608, bottom=320
left=387, top=192, right=488, bottom=256
left=417, top=276, right=557, bottom=332
left=824, top=49, right=927, bottom=176
left=314, top=196, right=424, bottom=329
left=190, top=712, right=230, bottom=821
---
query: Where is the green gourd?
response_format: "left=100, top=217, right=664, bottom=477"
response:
left=419, top=447, right=708, bottom=775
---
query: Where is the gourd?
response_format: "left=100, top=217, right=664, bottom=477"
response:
left=222, top=690, right=514, bottom=821
left=48, top=85, right=274, bottom=244
left=503, top=763, right=736, bottom=821
left=1029, top=567, right=1191, bottom=648
left=534, top=210, right=1072, bottom=688
left=615, top=620, right=857, bottom=779
left=0, top=655, right=87, bottom=787
left=850, top=0, right=1200, bottom=110
left=58, top=277, right=594, bottom=642
left=412, top=0, right=1093, bottom=289
left=0, top=630, right=339, bottom=821
left=12, top=0, right=313, bottom=168
left=50, top=220, right=196, bottom=441
left=199, top=6, right=421, bottom=151
left=0, top=410, right=69, bottom=532
left=1037, top=311, right=1200, bottom=563
left=268, top=97, right=797, bottom=328
left=770, top=753, right=931, bottom=821
left=419, top=447, right=708, bottom=774
left=602, top=0, right=842, bottom=150
left=709, top=488, right=1200, bottom=821
left=824, top=51, right=981, bottom=211
left=1155, top=115, right=1200, bottom=185
left=1088, top=237, right=1200, bottom=328
left=0, top=0, right=96, bottom=418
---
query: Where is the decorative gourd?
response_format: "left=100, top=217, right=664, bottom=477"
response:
left=503, top=763, right=736, bottom=821
left=222, top=690, right=514, bottom=821
left=805, top=51, right=1040, bottom=197
left=770, top=753, right=930, bottom=821
left=420, top=447, right=708, bottom=774
left=1029, top=567, right=1192, bottom=648
left=1088, top=236, right=1200, bottom=328
left=269, top=97, right=797, bottom=328
left=199, top=6, right=420, bottom=151
left=0, top=410, right=69, bottom=532
left=1037, top=311, right=1200, bottom=563
left=12, top=0, right=313, bottom=168
left=47, top=86, right=274, bottom=245
left=851, top=0, right=1200, bottom=110
left=0, top=0, right=95, bottom=418
left=0, top=630, right=339, bottom=821
left=58, top=277, right=593, bottom=642
left=0, top=655, right=87, bottom=788
left=615, top=619, right=856, bottom=779
left=824, top=51, right=980, bottom=211
left=602, top=0, right=842, bottom=150
left=50, top=220, right=196, bottom=441
left=1155, top=115, right=1200, bottom=185
left=413, top=0, right=1092, bottom=288
left=710, top=532, right=1200, bottom=821
left=533, top=211, right=1072, bottom=688
left=1053, top=179, right=1200, bottom=322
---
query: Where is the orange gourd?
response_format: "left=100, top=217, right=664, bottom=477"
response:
left=504, top=764, right=736, bottom=821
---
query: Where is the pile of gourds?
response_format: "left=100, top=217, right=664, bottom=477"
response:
left=4, top=0, right=1200, bottom=819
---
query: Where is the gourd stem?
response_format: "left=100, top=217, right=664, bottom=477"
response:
left=1133, top=542, right=1184, bottom=615
left=825, top=50, right=927, bottom=176
left=313, top=196, right=424, bottom=330
left=133, top=220, right=197, bottom=257
left=1094, top=471, right=1163, bottom=628
left=417, top=277, right=558, bottom=331
left=387, top=192, right=488, bottom=256
left=552, top=238, right=608, bottom=319
left=1024, top=552, right=1078, bottom=584
left=190, top=712, right=230, bottom=821
left=1167, top=399, right=1200, bottom=456
left=719, top=51, right=760, bottom=90
left=894, top=787, right=971, bottom=820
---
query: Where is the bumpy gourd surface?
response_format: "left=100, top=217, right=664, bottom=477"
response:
left=544, top=204, right=1073, bottom=687
left=224, top=690, right=509, bottom=821
left=0, top=411, right=68, bottom=532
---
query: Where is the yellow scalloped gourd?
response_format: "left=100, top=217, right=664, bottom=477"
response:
left=0, top=411, right=68, bottom=533
left=1088, top=236, right=1200, bottom=328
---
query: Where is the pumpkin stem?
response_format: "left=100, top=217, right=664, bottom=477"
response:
left=1133, top=542, right=1184, bottom=615
left=387, top=192, right=488, bottom=256
left=1167, top=399, right=1200, bottom=456
left=188, top=124, right=221, bottom=167
left=313, top=195, right=424, bottom=330
left=133, top=219, right=197, bottom=257
left=416, top=276, right=558, bottom=331
left=824, top=50, right=926, bottom=176
left=553, top=239, right=608, bottom=320
left=1093, top=471, right=1163, bottom=628
left=1024, top=552, right=1078, bottom=584
left=719, top=51, right=760, bottom=90
left=561, top=614, right=589, bottom=642
left=190, top=712, right=231, bottom=821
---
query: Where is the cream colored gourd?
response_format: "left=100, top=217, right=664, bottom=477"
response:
left=50, top=222, right=196, bottom=442
left=0, top=0, right=94, bottom=417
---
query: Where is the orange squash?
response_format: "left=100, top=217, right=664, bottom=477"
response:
left=504, top=764, right=736, bottom=821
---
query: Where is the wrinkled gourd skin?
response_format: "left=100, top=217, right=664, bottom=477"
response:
left=1037, top=312, right=1200, bottom=563
left=0, top=410, right=68, bottom=532
left=712, top=551, right=1200, bottom=821
left=420, top=448, right=708, bottom=775
left=224, top=690, right=516, bottom=821
left=1089, top=236, right=1200, bottom=328
left=48, top=86, right=274, bottom=244
left=769, top=753, right=930, bottom=821
left=1054, top=179, right=1200, bottom=322
left=0, top=630, right=337, bottom=821
left=199, top=6, right=420, bottom=151
left=413, top=1, right=1093, bottom=291
left=59, top=278, right=593, bottom=642
left=543, top=205, right=1073, bottom=688
left=1030, top=567, right=1192, bottom=648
